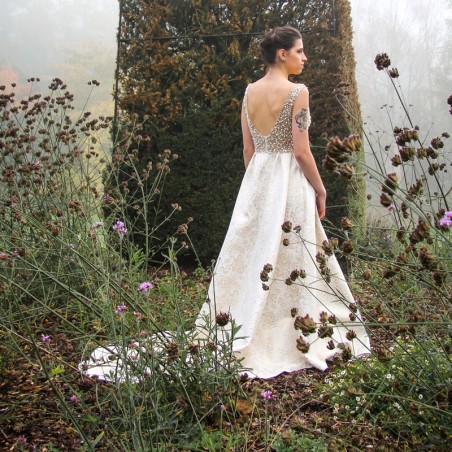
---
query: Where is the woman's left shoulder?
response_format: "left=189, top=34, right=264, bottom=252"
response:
left=294, top=82, right=309, bottom=92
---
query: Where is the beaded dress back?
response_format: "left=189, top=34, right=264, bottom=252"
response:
left=243, top=84, right=311, bottom=154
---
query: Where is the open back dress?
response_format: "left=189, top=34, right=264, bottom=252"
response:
left=196, top=83, right=370, bottom=378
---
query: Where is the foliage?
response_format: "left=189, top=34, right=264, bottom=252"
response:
left=314, top=54, right=452, bottom=448
left=320, top=339, right=451, bottom=447
left=0, top=80, right=245, bottom=449
left=1, top=43, right=450, bottom=451
left=115, top=0, right=365, bottom=263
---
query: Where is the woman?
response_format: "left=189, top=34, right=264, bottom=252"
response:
left=196, top=26, right=370, bottom=378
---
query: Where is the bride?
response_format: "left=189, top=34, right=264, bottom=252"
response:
left=81, top=26, right=370, bottom=382
left=195, top=25, right=370, bottom=378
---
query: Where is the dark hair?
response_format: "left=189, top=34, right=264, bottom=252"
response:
left=259, top=26, right=302, bottom=66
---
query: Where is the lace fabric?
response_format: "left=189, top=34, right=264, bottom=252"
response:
left=196, top=84, right=370, bottom=378
left=81, top=83, right=370, bottom=382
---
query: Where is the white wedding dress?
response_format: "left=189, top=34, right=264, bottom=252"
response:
left=196, top=83, right=370, bottom=378
left=80, top=83, right=370, bottom=382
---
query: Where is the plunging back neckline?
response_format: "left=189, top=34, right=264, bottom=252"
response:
left=245, top=85, right=298, bottom=138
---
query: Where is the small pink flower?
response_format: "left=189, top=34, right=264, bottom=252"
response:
left=70, top=394, right=79, bottom=403
left=129, top=342, right=138, bottom=348
left=261, top=390, right=273, bottom=400
left=0, top=253, right=8, bottom=260
left=220, top=404, right=225, bottom=411
left=11, top=251, right=19, bottom=258
left=112, top=220, right=127, bottom=234
left=133, top=311, right=142, bottom=318
left=40, top=334, right=51, bottom=342
left=138, top=281, right=153, bottom=293
left=439, top=211, right=452, bottom=228
left=115, top=305, right=128, bottom=316
left=388, top=203, right=396, bottom=211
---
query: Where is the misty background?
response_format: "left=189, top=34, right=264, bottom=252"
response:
left=1, top=0, right=451, bottom=200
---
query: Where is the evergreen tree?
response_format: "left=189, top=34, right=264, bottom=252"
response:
left=113, top=0, right=364, bottom=263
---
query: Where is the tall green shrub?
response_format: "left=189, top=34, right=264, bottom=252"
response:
left=115, top=0, right=364, bottom=263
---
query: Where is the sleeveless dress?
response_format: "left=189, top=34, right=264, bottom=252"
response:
left=80, top=84, right=370, bottom=382
left=196, top=83, right=370, bottom=378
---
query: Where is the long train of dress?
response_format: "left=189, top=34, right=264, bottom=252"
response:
left=80, top=83, right=370, bottom=381
left=196, top=84, right=370, bottom=378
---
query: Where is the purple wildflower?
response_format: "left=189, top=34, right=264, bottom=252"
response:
left=70, top=394, right=79, bottom=403
left=220, top=404, right=226, bottom=411
left=261, top=390, right=273, bottom=400
left=388, top=203, right=396, bottom=211
left=138, top=281, right=153, bottom=293
left=133, top=311, right=142, bottom=318
left=40, top=334, right=51, bottom=342
left=115, top=305, right=128, bottom=316
left=112, top=220, right=127, bottom=235
left=439, top=211, right=452, bottom=228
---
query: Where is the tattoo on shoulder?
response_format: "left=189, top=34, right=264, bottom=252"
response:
left=295, top=108, right=309, bottom=132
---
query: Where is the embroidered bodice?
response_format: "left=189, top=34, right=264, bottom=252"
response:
left=243, top=84, right=311, bottom=154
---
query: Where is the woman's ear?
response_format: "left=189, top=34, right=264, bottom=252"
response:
left=277, top=48, right=286, bottom=63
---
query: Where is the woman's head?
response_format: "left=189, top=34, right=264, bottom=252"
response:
left=259, top=26, right=304, bottom=67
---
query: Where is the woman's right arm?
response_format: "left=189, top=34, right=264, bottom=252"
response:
left=291, top=87, right=326, bottom=219
left=241, top=103, right=255, bottom=169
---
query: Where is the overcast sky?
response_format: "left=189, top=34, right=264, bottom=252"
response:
left=0, top=0, right=450, bottom=132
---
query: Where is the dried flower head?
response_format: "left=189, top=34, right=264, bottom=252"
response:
left=389, top=68, right=399, bottom=78
left=281, top=220, right=292, bottom=233
left=374, top=53, right=391, bottom=70
left=340, top=239, right=354, bottom=255
left=294, top=314, right=316, bottom=336
left=296, top=336, right=310, bottom=353
left=177, top=223, right=188, bottom=235
left=319, top=311, right=329, bottom=324
left=346, top=330, right=357, bottom=341
left=418, top=246, right=436, bottom=270
left=341, top=217, right=354, bottom=230
left=382, top=173, right=398, bottom=195
left=166, top=342, right=179, bottom=362
left=317, top=325, right=334, bottom=338
left=215, top=311, right=230, bottom=327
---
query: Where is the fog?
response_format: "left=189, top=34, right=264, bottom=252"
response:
left=0, top=0, right=118, bottom=114
left=350, top=0, right=451, bottom=143
left=1, top=0, right=450, bottom=176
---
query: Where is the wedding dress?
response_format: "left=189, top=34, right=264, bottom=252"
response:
left=196, top=83, right=370, bottom=378
left=80, top=83, right=370, bottom=382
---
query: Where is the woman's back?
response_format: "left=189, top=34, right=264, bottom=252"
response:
left=246, top=80, right=296, bottom=137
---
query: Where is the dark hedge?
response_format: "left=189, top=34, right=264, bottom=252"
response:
left=113, top=0, right=365, bottom=264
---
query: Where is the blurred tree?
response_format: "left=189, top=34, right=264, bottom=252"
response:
left=114, top=0, right=365, bottom=263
